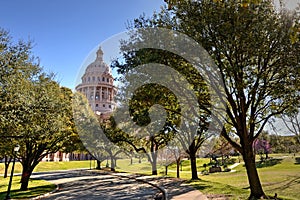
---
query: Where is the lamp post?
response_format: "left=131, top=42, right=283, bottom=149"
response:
left=6, top=144, right=20, bottom=200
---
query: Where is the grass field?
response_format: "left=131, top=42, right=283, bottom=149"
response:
left=114, top=154, right=300, bottom=200
left=0, top=154, right=299, bottom=199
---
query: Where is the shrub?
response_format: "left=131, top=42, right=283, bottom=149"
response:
left=223, top=167, right=231, bottom=172
left=225, top=158, right=237, bottom=165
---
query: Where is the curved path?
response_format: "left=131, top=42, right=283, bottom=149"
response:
left=32, top=170, right=161, bottom=199
left=31, top=170, right=207, bottom=200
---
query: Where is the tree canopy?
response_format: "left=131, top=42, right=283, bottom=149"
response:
left=0, top=28, right=79, bottom=190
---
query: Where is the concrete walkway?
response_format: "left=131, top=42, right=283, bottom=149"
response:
left=32, top=170, right=160, bottom=199
left=31, top=169, right=207, bottom=200
left=116, top=173, right=208, bottom=200
left=228, top=162, right=242, bottom=172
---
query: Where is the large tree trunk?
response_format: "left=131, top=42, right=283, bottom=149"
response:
left=242, top=145, right=265, bottom=199
left=188, top=141, right=199, bottom=180
left=96, top=160, right=102, bottom=170
left=110, top=156, right=115, bottom=172
left=20, top=166, right=33, bottom=191
left=190, top=151, right=198, bottom=180
left=151, top=151, right=158, bottom=175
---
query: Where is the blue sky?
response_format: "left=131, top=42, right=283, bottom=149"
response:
left=0, top=0, right=164, bottom=89
left=1, top=0, right=299, bottom=89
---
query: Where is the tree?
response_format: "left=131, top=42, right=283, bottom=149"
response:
left=18, top=76, right=75, bottom=190
left=72, top=92, right=122, bottom=172
left=114, top=0, right=300, bottom=198
left=158, top=147, right=176, bottom=176
left=72, top=92, right=108, bottom=168
left=0, top=142, right=14, bottom=178
left=105, top=84, right=180, bottom=175
left=160, top=145, right=186, bottom=178
left=0, top=28, right=40, bottom=182
left=160, top=1, right=300, bottom=198
left=210, top=136, right=237, bottom=165
left=113, top=24, right=214, bottom=179
left=0, top=28, right=81, bottom=190
left=281, top=111, right=300, bottom=144
left=253, top=138, right=271, bottom=160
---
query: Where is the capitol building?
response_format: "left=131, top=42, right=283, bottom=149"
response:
left=42, top=47, right=116, bottom=162
left=76, top=47, right=116, bottom=119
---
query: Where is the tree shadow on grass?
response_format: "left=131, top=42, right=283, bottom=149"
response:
left=269, top=175, right=300, bottom=191
left=186, top=179, right=212, bottom=191
left=186, top=179, right=245, bottom=197
left=256, top=158, right=283, bottom=168
left=243, top=158, right=283, bottom=168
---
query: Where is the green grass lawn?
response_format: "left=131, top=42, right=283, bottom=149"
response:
left=0, top=176, right=56, bottom=199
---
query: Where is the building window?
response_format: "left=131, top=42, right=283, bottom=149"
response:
left=92, top=77, right=95, bottom=82
left=95, top=92, right=99, bottom=100
left=109, top=105, right=111, bottom=108
left=98, top=77, right=101, bottom=81
left=107, top=78, right=109, bottom=82
left=96, top=104, right=99, bottom=107
left=103, top=104, right=105, bottom=107
left=102, top=77, right=105, bottom=81
left=88, top=77, right=90, bottom=82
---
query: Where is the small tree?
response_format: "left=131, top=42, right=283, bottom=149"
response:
left=281, top=111, right=300, bottom=144
left=253, top=138, right=271, bottom=160
left=169, top=146, right=186, bottom=178
left=0, top=142, right=14, bottom=178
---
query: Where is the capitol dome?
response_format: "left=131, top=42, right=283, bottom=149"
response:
left=76, top=47, right=116, bottom=118
left=85, top=47, right=111, bottom=75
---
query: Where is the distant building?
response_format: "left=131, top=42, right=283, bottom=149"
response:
left=75, top=47, right=116, bottom=119
left=42, top=152, right=92, bottom=162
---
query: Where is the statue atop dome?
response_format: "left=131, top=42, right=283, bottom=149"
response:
left=96, top=46, right=104, bottom=61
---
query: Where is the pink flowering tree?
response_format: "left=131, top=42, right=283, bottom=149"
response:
left=253, top=139, right=271, bottom=160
